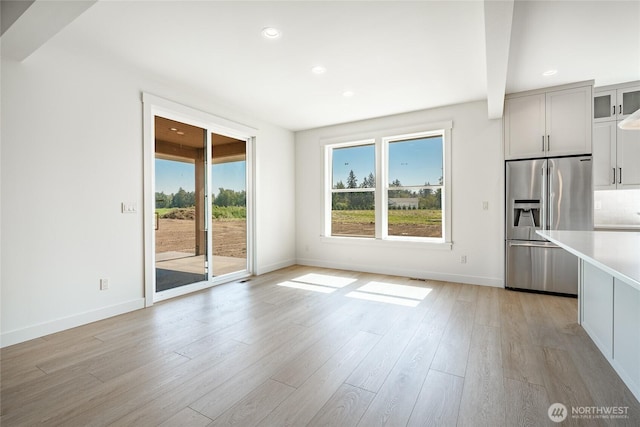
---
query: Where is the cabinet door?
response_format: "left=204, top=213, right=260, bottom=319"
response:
left=504, top=94, right=546, bottom=159
left=545, top=86, right=592, bottom=157
left=613, top=278, right=640, bottom=396
left=617, top=85, right=640, bottom=120
left=594, top=90, right=616, bottom=123
left=581, top=262, right=613, bottom=358
left=617, top=127, right=640, bottom=189
left=593, top=121, right=617, bottom=190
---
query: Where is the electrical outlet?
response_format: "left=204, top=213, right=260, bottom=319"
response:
left=460, top=255, right=467, bottom=264
left=100, top=278, right=109, bottom=290
left=482, top=201, right=489, bottom=210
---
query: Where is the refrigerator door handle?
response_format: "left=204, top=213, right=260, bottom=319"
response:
left=543, top=161, right=550, bottom=231
left=508, top=242, right=561, bottom=249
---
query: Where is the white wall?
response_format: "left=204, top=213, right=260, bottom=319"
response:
left=295, top=101, right=504, bottom=286
left=0, top=43, right=295, bottom=346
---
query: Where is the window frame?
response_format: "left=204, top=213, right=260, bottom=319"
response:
left=324, top=139, right=377, bottom=238
left=322, top=121, right=452, bottom=248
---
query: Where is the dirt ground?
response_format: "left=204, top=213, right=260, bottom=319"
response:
left=332, top=222, right=442, bottom=238
left=157, top=219, right=440, bottom=255
left=155, top=218, right=246, bottom=258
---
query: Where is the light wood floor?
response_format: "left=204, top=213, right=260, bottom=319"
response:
left=2, top=265, right=639, bottom=426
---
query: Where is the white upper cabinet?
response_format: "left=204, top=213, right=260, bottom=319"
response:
left=593, top=81, right=640, bottom=190
left=593, top=121, right=617, bottom=190
left=594, top=84, right=640, bottom=123
left=545, top=86, right=593, bottom=157
left=504, top=94, right=546, bottom=159
left=593, top=120, right=640, bottom=190
left=593, top=90, right=616, bottom=123
left=504, top=83, right=592, bottom=160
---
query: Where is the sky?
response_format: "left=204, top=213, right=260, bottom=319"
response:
left=332, top=136, right=443, bottom=188
left=155, top=159, right=246, bottom=195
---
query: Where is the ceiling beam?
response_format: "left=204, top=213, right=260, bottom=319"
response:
left=0, top=0, right=96, bottom=61
left=483, top=0, right=514, bottom=119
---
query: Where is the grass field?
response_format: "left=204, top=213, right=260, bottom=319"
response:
left=332, top=209, right=442, bottom=224
left=332, top=209, right=442, bottom=238
left=155, top=208, right=175, bottom=217
left=156, top=206, right=246, bottom=220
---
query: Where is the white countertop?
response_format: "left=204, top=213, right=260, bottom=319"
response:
left=537, top=230, right=640, bottom=290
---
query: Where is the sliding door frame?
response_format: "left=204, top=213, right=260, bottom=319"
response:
left=142, top=93, right=256, bottom=306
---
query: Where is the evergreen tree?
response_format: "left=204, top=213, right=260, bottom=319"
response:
left=361, top=172, right=375, bottom=188
left=346, top=170, right=358, bottom=188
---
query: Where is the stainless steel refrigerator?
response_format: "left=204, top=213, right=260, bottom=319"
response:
left=505, top=156, right=592, bottom=295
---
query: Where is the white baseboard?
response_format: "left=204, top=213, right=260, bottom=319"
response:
left=256, top=258, right=296, bottom=276
left=296, top=257, right=503, bottom=288
left=0, top=298, right=145, bottom=348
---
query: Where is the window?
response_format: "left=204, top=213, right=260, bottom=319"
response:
left=324, top=123, right=451, bottom=245
left=329, top=142, right=376, bottom=237
left=385, top=134, right=443, bottom=239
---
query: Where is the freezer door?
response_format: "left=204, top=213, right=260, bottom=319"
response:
left=506, top=159, right=546, bottom=241
left=506, top=240, right=578, bottom=295
left=547, top=156, right=593, bottom=231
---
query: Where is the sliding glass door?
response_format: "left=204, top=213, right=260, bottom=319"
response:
left=211, top=133, right=247, bottom=277
left=154, top=117, right=208, bottom=292
left=150, top=112, right=251, bottom=298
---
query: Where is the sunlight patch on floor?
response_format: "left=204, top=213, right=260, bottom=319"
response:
left=345, top=281, right=432, bottom=307
left=277, top=281, right=336, bottom=294
left=291, top=273, right=357, bottom=288
left=345, top=291, right=420, bottom=307
left=358, top=281, right=432, bottom=300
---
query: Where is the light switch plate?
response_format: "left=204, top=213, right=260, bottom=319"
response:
left=121, top=202, right=137, bottom=213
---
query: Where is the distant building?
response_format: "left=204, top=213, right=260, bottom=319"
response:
left=388, top=198, right=419, bottom=209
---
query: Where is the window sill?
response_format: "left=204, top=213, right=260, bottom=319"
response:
left=320, top=235, right=452, bottom=251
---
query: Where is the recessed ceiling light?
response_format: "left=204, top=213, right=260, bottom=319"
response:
left=342, top=90, right=355, bottom=98
left=176, top=131, right=185, bottom=135
left=262, top=27, right=281, bottom=39
left=170, top=127, right=177, bottom=131
left=542, top=69, right=558, bottom=76
left=311, top=66, right=326, bottom=75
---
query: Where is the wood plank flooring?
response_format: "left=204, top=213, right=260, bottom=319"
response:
left=2, top=265, right=639, bottom=426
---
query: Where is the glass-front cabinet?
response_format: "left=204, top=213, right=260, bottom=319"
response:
left=594, top=83, right=640, bottom=123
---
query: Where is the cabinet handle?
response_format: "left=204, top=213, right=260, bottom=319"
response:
left=613, top=105, right=616, bottom=116
left=620, top=104, right=623, bottom=116
left=613, top=168, right=616, bottom=185
left=547, top=135, right=550, bottom=152
left=619, top=167, right=622, bottom=184
left=541, top=135, right=545, bottom=151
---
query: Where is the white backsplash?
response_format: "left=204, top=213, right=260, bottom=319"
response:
left=594, top=190, right=640, bottom=227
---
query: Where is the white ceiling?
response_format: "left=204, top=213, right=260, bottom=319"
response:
left=4, top=0, right=640, bottom=131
